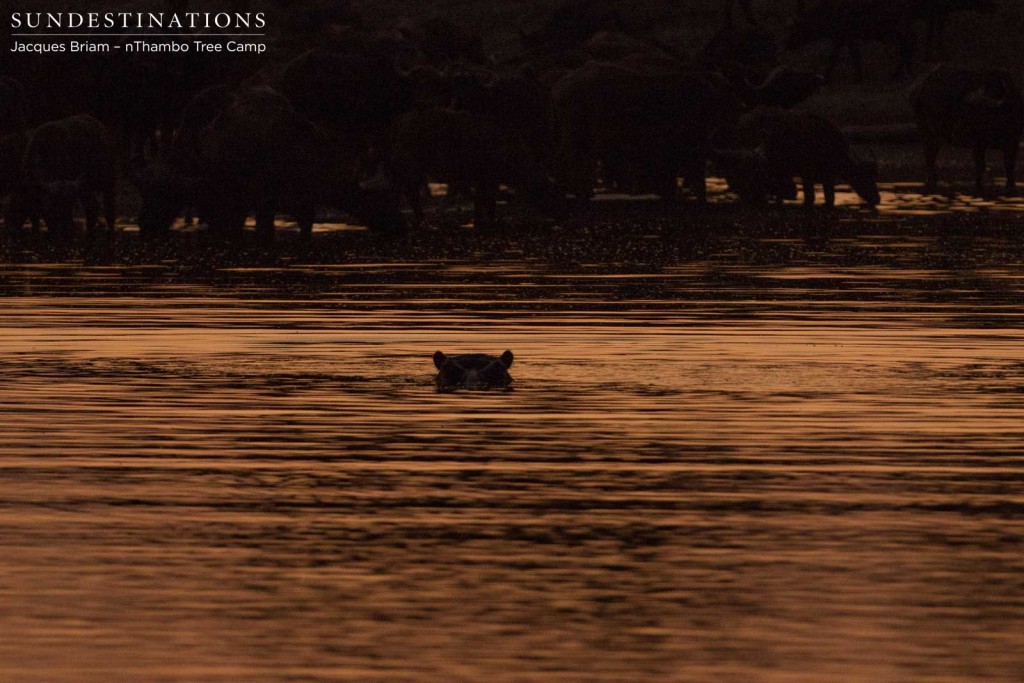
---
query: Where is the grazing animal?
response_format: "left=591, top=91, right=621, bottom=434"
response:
left=700, top=23, right=779, bottom=80
left=763, top=110, right=880, bottom=207
left=434, top=351, right=515, bottom=391
left=725, top=0, right=807, bottom=25
left=580, top=31, right=668, bottom=62
left=714, top=149, right=799, bottom=205
left=274, top=48, right=414, bottom=146
left=752, top=66, right=825, bottom=108
left=551, top=61, right=740, bottom=202
left=196, top=86, right=403, bottom=239
left=135, top=86, right=403, bottom=239
left=0, top=77, right=28, bottom=134
left=135, top=84, right=231, bottom=235
left=271, top=47, right=416, bottom=192
left=724, top=0, right=757, bottom=25
left=391, top=72, right=564, bottom=228
left=397, top=17, right=486, bottom=65
left=1, top=130, right=34, bottom=232
left=915, top=0, right=996, bottom=59
left=787, top=0, right=916, bottom=82
left=712, top=108, right=797, bottom=204
left=717, top=110, right=878, bottom=208
left=13, top=114, right=117, bottom=235
left=519, top=0, right=626, bottom=53
left=910, top=64, right=1023, bottom=196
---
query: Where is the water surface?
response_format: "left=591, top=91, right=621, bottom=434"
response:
left=2, top=214, right=1024, bottom=681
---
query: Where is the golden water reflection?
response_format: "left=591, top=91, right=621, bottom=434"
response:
left=2, top=232, right=1024, bottom=681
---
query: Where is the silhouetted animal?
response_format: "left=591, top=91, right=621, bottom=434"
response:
left=915, top=0, right=996, bottom=59
left=716, top=109, right=876, bottom=208
left=195, top=87, right=402, bottom=239
left=580, top=31, right=668, bottom=62
left=551, top=61, right=740, bottom=202
left=109, top=51, right=191, bottom=161
left=434, top=350, right=514, bottom=391
left=715, top=63, right=823, bottom=111
left=134, top=84, right=232, bottom=234
left=272, top=48, right=415, bottom=175
left=0, top=78, right=31, bottom=231
left=273, top=0, right=363, bottom=49
left=0, top=77, right=28, bottom=133
left=910, top=64, right=1023, bottom=196
left=0, top=130, right=34, bottom=232
left=520, top=0, right=626, bottom=53
left=724, top=0, right=757, bottom=25
left=397, top=17, right=486, bottom=65
left=787, top=0, right=916, bottom=82
left=752, top=66, right=825, bottom=108
left=700, top=23, right=779, bottom=81
left=139, top=83, right=401, bottom=239
left=712, top=109, right=798, bottom=203
left=762, top=110, right=880, bottom=207
left=11, top=114, right=116, bottom=235
left=392, top=72, right=563, bottom=228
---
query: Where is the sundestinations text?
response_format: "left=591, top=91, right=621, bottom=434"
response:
left=10, top=12, right=266, bottom=31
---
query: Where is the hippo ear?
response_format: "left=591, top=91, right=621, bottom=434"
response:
left=499, top=350, right=514, bottom=369
left=433, top=351, right=447, bottom=370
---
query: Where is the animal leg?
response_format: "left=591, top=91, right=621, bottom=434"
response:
left=104, top=186, right=117, bottom=232
left=683, top=159, right=707, bottom=204
left=45, top=210, right=71, bottom=238
left=825, top=45, right=842, bottom=80
left=296, top=206, right=315, bottom=241
left=255, top=203, right=276, bottom=242
left=930, top=14, right=949, bottom=61
left=823, top=180, right=836, bottom=208
left=655, top=172, right=678, bottom=202
left=974, top=145, right=988, bottom=196
left=848, top=41, right=864, bottom=83
left=1003, top=140, right=1019, bottom=194
left=896, top=32, right=913, bottom=80
left=3, top=207, right=19, bottom=234
left=4, top=192, right=29, bottom=233
left=83, top=192, right=99, bottom=234
left=740, top=0, right=756, bottom=23
left=474, top=181, right=498, bottom=230
left=802, top=179, right=816, bottom=207
left=924, top=141, right=940, bottom=193
left=690, top=173, right=707, bottom=205
left=208, top=203, right=246, bottom=240
left=405, top=179, right=426, bottom=225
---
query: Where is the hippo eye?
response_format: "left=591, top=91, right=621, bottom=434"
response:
left=440, top=364, right=467, bottom=385
left=480, top=362, right=509, bottom=383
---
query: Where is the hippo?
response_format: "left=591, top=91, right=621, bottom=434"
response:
left=433, top=350, right=514, bottom=391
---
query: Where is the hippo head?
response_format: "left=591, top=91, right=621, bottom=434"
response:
left=434, top=350, right=514, bottom=391
left=847, top=159, right=881, bottom=208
